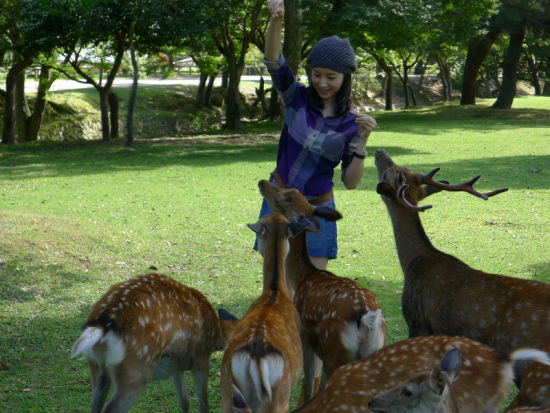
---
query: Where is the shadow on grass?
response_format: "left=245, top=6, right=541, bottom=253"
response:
left=374, top=104, right=550, bottom=135
left=2, top=141, right=548, bottom=190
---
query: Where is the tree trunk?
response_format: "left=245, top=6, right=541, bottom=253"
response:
left=460, top=27, right=502, bottom=105
left=224, top=62, right=244, bottom=130
left=126, top=17, right=138, bottom=147
left=269, top=87, right=281, bottom=120
left=27, top=65, right=57, bottom=142
left=402, top=61, right=410, bottom=109
left=435, top=55, right=451, bottom=101
left=384, top=75, right=393, bottom=111
left=99, top=89, right=111, bottom=141
left=492, top=21, right=526, bottom=109
left=204, top=74, right=216, bottom=107
left=283, top=0, right=302, bottom=75
left=195, top=72, right=208, bottom=108
left=16, top=71, right=30, bottom=142
left=2, top=58, right=32, bottom=144
left=525, top=53, right=541, bottom=96
left=371, top=52, right=393, bottom=111
left=109, top=92, right=119, bottom=140
left=221, top=68, right=228, bottom=89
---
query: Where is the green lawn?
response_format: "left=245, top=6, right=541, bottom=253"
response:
left=0, top=96, right=549, bottom=412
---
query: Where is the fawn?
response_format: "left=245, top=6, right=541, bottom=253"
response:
left=72, top=273, right=236, bottom=413
left=220, top=212, right=310, bottom=413
left=258, top=179, right=386, bottom=401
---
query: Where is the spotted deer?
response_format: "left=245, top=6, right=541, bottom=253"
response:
left=220, top=212, right=308, bottom=413
left=232, top=336, right=550, bottom=413
left=367, top=348, right=462, bottom=413
left=258, top=179, right=386, bottom=401
left=71, top=273, right=237, bottom=413
left=506, top=345, right=550, bottom=411
left=374, top=149, right=550, bottom=384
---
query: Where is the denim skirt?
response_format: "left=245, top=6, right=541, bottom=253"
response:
left=253, top=198, right=338, bottom=259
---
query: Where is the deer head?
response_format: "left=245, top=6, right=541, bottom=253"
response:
left=375, top=149, right=508, bottom=212
left=368, top=348, right=462, bottom=413
left=258, top=179, right=343, bottom=224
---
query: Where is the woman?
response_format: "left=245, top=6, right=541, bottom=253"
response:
left=257, top=0, right=377, bottom=270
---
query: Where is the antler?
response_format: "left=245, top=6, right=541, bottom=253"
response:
left=396, top=172, right=433, bottom=212
left=420, top=168, right=508, bottom=200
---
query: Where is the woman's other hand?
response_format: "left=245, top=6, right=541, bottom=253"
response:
left=354, top=113, right=377, bottom=140
left=268, top=0, right=284, bottom=19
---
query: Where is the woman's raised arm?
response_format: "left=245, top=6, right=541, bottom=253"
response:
left=265, top=0, right=284, bottom=61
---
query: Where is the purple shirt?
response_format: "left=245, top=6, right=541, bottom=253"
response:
left=265, top=54, right=361, bottom=200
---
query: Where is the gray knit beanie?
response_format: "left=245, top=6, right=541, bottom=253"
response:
left=306, top=35, right=357, bottom=74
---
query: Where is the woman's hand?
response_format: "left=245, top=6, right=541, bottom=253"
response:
left=268, top=0, right=284, bottom=19
left=354, top=113, right=377, bottom=141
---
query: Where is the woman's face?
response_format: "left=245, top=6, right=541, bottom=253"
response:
left=311, top=67, right=344, bottom=105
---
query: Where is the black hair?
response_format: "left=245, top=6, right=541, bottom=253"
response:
left=306, top=70, right=353, bottom=117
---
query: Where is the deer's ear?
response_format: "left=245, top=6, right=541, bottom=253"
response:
left=423, top=181, right=448, bottom=198
left=428, top=366, right=446, bottom=395
left=440, top=347, right=461, bottom=381
left=287, top=217, right=318, bottom=238
left=232, top=382, right=252, bottom=413
left=377, top=182, right=395, bottom=199
left=313, top=206, right=343, bottom=222
left=247, top=222, right=265, bottom=237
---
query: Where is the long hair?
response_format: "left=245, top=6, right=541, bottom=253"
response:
left=306, top=71, right=353, bottom=117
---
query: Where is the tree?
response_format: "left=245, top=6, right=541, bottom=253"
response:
left=0, top=0, right=55, bottom=144
left=31, top=0, right=132, bottom=142
left=460, top=23, right=502, bottom=105
left=522, top=33, right=550, bottom=95
left=209, top=0, right=267, bottom=130
left=428, top=0, right=501, bottom=102
left=492, top=0, right=550, bottom=109
left=334, top=0, right=433, bottom=109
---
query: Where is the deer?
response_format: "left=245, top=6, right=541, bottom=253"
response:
left=374, top=149, right=550, bottom=385
left=71, top=272, right=237, bottom=413
left=220, top=212, right=309, bottom=413
left=506, top=345, right=550, bottom=411
left=367, top=348, right=462, bottom=413
left=258, top=179, right=386, bottom=402
left=231, top=335, right=550, bottom=413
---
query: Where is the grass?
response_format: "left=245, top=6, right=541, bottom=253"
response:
left=1, top=95, right=549, bottom=412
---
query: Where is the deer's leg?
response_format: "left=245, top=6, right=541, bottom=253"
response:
left=191, top=356, right=210, bottom=413
left=89, top=361, right=110, bottom=413
left=173, top=371, right=191, bottom=413
left=102, top=364, right=151, bottom=413
left=299, top=344, right=317, bottom=404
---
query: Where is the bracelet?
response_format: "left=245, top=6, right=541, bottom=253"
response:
left=353, top=150, right=367, bottom=159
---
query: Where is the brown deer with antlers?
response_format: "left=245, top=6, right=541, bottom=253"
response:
left=258, top=179, right=386, bottom=402
left=374, top=149, right=550, bottom=383
left=232, top=335, right=550, bottom=413
left=220, top=212, right=309, bottom=413
left=72, top=273, right=237, bottom=413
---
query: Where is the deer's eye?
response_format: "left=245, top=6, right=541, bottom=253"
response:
left=400, top=388, right=413, bottom=398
